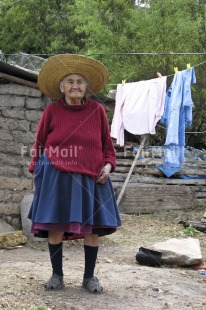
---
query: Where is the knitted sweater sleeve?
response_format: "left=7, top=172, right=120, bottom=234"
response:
left=28, top=108, right=50, bottom=174
left=100, top=106, right=116, bottom=172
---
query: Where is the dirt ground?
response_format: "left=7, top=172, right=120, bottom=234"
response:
left=1, top=206, right=206, bottom=310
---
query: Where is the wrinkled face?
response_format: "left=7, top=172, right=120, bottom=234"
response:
left=60, top=74, right=87, bottom=100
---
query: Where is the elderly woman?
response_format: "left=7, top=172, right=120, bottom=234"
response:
left=28, top=54, right=121, bottom=293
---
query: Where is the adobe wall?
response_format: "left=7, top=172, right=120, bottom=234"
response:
left=0, top=83, right=46, bottom=229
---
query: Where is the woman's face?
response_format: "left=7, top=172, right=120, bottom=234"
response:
left=60, top=74, right=87, bottom=100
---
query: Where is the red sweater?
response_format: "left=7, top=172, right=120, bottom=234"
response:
left=29, top=98, right=116, bottom=179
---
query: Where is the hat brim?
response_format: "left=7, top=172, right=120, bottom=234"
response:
left=37, top=54, right=109, bottom=100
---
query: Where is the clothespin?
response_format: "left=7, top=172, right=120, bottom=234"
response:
left=187, top=63, right=191, bottom=70
left=157, top=72, right=162, bottom=78
left=174, top=67, right=178, bottom=73
left=122, top=80, right=126, bottom=86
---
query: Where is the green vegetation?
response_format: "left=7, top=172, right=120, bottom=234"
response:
left=182, top=225, right=199, bottom=237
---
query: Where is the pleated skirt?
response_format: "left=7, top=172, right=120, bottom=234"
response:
left=28, top=154, right=121, bottom=240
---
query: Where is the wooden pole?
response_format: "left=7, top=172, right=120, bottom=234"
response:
left=116, top=135, right=148, bottom=206
left=0, top=72, right=38, bottom=88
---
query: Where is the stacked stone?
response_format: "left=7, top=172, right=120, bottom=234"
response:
left=0, top=83, right=45, bottom=229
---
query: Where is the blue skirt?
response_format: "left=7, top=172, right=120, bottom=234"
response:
left=28, top=154, right=121, bottom=239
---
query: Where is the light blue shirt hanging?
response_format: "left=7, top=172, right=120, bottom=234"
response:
left=157, top=67, right=196, bottom=177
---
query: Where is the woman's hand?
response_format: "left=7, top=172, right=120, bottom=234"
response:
left=96, top=163, right=112, bottom=184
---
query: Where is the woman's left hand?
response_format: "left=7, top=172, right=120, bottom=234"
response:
left=96, top=163, right=112, bottom=184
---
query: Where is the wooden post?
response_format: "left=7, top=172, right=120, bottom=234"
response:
left=0, top=72, right=38, bottom=88
left=116, top=135, right=148, bottom=206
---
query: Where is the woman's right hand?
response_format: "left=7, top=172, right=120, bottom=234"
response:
left=96, top=163, right=112, bottom=184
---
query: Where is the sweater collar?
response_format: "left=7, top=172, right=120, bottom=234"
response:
left=60, top=97, right=88, bottom=110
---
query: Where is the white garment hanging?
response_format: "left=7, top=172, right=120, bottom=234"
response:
left=111, top=77, right=167, bottom=146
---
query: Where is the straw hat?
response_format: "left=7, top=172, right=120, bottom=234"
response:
left=37, top=54, right=109, bottom=100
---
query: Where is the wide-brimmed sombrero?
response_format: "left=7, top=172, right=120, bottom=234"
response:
left=37, top=54, right=109, bottom=99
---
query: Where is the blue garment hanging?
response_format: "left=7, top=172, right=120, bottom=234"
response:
left=157, top=67, right=196, bottom=177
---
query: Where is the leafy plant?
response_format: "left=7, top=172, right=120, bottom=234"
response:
left=181, top=225, right=199, bottom=236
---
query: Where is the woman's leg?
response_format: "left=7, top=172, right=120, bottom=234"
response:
left=45, top=231, right=64, bottom=290
left=83, top=234, right=103, bottom=293
left=48, top=231, right=64, bottom=276
left=84, top=233, right=99, bottom=278
left=48, top=231, right=64, bottom=245
left=84, top=233, right=99, bottom=247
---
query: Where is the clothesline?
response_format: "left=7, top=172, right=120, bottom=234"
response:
left=3, top=52, right=206, bottom=56
left=89, top=52, right=206, bottom=56
left=108, top=59, right=206, bottom=86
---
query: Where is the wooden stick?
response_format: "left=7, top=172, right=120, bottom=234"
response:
left=0, top=72, right=38, bottom=88
left=116, top=135, right=148, bottom=206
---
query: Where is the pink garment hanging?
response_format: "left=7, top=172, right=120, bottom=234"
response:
left=111, top=77, right=167, bottom=146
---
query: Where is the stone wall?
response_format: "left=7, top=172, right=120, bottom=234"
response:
left=0, top=83, right=46, bottom=229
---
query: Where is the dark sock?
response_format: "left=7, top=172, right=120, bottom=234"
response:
left=48, top=242, right=63, bottom=277
left=84, top=245, right=98, bottom=279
